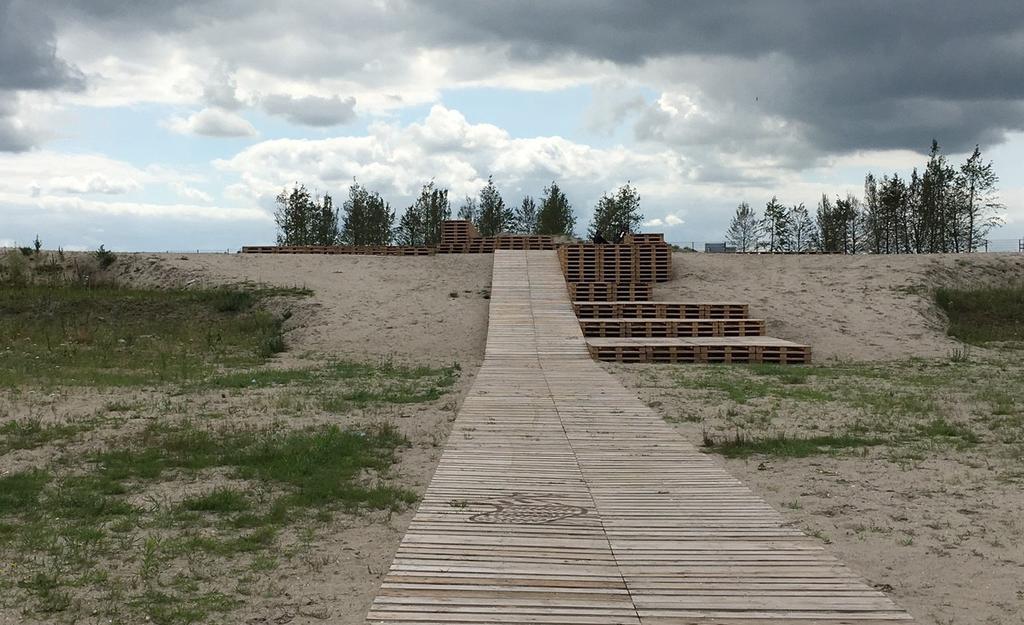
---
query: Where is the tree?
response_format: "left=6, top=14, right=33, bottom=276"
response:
left=725, top=202, right=759, bottom=252
left=475, top=176, right=514, bottom=236
left=760, top=196, right=791, bottom=252
left=515, top=196, right=538, bottom=234
left=418, top=181, right=451, bottom=245
left=816, top=194, right=844, bottom=253
left=274, top=184, right=340, bottom=245
left=394, top=204, right=424, bottom=246
left=341, top=181, right=393, bottom=245
left=394, top=182, right=449, bottom=246
left=788, top=203, right=814, bottom=252
left=957, top=145, right=1002, bottom=252
left=536, top=181, right=575, bottom=237
left=457, top=196, right=477, bottom=223
left=588, top=182, right=643, bottom=241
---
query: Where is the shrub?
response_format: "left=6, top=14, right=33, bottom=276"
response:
left=94, top=245, right=117, bottom=270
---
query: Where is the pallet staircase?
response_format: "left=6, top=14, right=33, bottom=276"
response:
left=560, top=240, right=812, bottom=364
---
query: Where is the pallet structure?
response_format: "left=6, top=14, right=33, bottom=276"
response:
left=555, top=239, right=812, bottom=364
left=367, top=250, right=910, bottom=624
left=239, top=245, right=434, bottom=256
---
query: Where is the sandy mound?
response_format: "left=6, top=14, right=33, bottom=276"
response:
left=664, top=252, right=1024, bottom=360
left=118, top=253, right=494, bottom=366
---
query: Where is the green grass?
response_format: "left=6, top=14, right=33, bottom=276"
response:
left=676, top=366, right=834, bottom=404
left=0, top=418, right=94, bottom=454
left=0, top=284, right=300, bottom=387
left=702, top=430, right=884, bottom=458
left=0, top=421, right=416, bottom=622
left=936, top=286, right=1024, bottom=343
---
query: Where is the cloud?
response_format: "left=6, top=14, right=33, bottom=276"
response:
left=0, top=0, right=84, bottom=91
left=172, top=181, right=213, bottom=203
left=261, top=94, right=357, bottom=127
left=165, top=108, right=257, bottom=137
left=49, top=175, right=141, bottom=195
left=215, top=105, right=694, bottom=227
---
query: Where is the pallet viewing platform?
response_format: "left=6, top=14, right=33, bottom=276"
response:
left=367, top=250, right=906, bottom=624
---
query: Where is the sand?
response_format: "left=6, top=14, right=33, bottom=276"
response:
left=117, top=253, right=495, bottom=367
left=6, top=250, right=1024, bottom=625
left=664, top=252, right=1024, bottom=360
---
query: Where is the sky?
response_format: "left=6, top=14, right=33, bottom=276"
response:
left=2, top=0, right=1023, bottom=251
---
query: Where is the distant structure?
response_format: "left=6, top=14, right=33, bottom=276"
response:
left=704, top=242, right=736, bottom=253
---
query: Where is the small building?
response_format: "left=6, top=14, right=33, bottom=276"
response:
left=704, top=242, right=736, bottom=253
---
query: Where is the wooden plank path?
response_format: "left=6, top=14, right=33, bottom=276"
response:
left=367, top=250, right=911, bottom=625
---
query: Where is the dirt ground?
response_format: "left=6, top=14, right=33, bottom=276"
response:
left=5, top=250, right=1024, bottom=625
left=0, top=252, right=494, bottom=625
left=607, top=251, right=1024, bottom=625
left=116, top=252, right=494, bottom=367
left=664, top=251, right=1024, bottom=360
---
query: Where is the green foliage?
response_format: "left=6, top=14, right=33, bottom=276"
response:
left=457, top=195, right=477, bottom=223
left=341, top=180, right=394, bottom=245
left=725, top=202, right=758, bottom=252
left=0, top=470, right=50, bottom=515
left=94, top=245, right=117, bottom=269
left=588, top=182, right=642, bottom=241
left=536, top=181, right=575, bottom=237
left=936, top=286, right=1024, bottom=343
left=475, top=176, right=514, bottom=236
left=395, top=181, right=449, bottom=245
left=273, top=184, right=340, bottom=246
left=760, top=196, right=790, bottom=252
left=515, top=196, right=538, bottom=234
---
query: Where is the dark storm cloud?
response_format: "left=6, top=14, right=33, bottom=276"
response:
left=416, top=0, right=1024, bottom=154
left=0, top=0, right=84, bottom=91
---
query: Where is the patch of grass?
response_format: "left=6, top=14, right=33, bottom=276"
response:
left=702, top=429, right=883, bottom=459
left=936, top=286, right=1024, bottom=344
left=0, top=470, right=50, bottom=515
left=93, top=421, right=416, bottom=513
left=677, top=367, right=833, bottom=404
left=181, top=488, right=251, bottom=513
left=913, top=418, right=980, bottom=446
left=0, top=283, right=296, bottom=387
left=0, top=418, right=93, bottom=454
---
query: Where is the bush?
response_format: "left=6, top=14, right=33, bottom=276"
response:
left=1, top=249, right=30, bottom=285
left=94, top=245, right=117, bottom=270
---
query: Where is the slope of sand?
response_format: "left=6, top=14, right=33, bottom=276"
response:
left=120, top=253, right=494, bottom=366
left=664, top=252, right=1024, bottom=360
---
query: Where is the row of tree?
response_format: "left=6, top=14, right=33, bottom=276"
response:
left=726, top=142, right=1003, bottom=253
left=275, top=178, right=645, bottom=246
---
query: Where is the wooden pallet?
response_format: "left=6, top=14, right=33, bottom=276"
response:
left=559, top=243, right=673, bottom=283
left=240, top=245, right=434, bottom=256
left=440, top=220, right=480, bottom=246
left=587, top=337, right=812, bottom=364
left=368, top=250, right=905, bottom=625
left=580, top=318, right=766, bottom=338
left=567, top=282, right=654, bottom=302
left=573, top=301, right=751, bottom=319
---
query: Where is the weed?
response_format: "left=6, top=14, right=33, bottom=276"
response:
left=703, top=430, right=883, bottom=459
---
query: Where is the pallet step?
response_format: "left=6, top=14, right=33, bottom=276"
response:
left=573, top=301, right=750, bottom=319
left=580, top=318, right=766, bottom=338
left=567, top=282, right=654, bottom=302
left=586, top=337, right=811, bottom=364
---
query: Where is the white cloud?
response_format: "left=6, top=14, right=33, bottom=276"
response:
left=164, top=108, right=257, bottom=138
left=665, top=214, right=684, bottom=226
left=49, top=174, right=140, bottom=195
left=172, top=182, right=213, bottom=203
left=215, top=105, right=694, bottom=226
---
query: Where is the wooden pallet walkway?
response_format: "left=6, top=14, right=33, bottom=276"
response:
left=367, top=250, right=911, bottom=624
